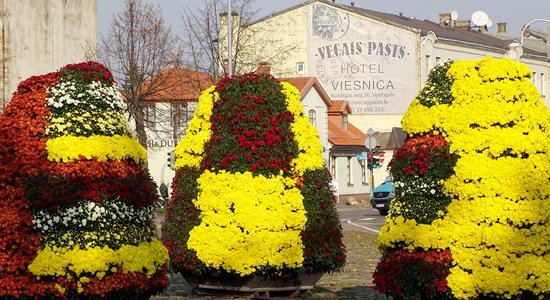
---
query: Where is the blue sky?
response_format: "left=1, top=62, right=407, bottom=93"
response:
left=97, top=0, right=549, bottom=39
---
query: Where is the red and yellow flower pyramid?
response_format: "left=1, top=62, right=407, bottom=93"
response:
left=162, top=73, right=345, bottom=281
left=374, top=57, right=550, bottom=299
left=0, top=62, right=169, bottom=298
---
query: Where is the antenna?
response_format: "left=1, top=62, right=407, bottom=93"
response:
left=450, top=10, right=458, bottom=28
left=450, top=10, right=458, bottom=21
left=471, top=11, right=489, bottom=27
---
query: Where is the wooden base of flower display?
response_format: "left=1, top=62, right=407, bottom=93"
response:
left=181, top=271, right=323, bottom=298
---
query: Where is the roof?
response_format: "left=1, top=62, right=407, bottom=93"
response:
left=328, top=100, right=351, bottom=115
left=249, top=0, right=547, bottom=59
left=328, top=119, right=367, bottom=146
left=372, top=131, right=391, bottom=150
left=280, top=77, right=332, bottom=107
left=385, top=127, right=407, bottom=150
left=141, top=67, right=215, bottom=102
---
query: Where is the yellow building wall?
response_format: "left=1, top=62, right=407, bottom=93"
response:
left=239, top=6, right=310, bottom=77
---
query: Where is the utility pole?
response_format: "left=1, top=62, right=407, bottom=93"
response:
left=227, top=0, right=233, bottom=76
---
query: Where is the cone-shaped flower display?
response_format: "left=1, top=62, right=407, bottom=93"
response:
left=0, top=62, right=169, bottom=298
left=162, top=73, right=345, bottom=284
left=374, top=57, right=550, bottom=299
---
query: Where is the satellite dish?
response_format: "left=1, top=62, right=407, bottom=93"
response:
left=471, top=11, right=489, bottom=27
left=450, top=10, right=458, bottom=21
left=486, top=18, right=493, bottom=28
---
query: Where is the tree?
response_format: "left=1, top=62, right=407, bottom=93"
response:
left=180, top=0, right=252, bottom=80
left=99, top=0, right=183, bottom=147
left=181, top=0, right=299, bottom=79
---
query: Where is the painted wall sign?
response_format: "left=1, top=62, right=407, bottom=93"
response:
left=308, top=4, right=417, bottom=114
left=146, top=139, right=179, bottom=148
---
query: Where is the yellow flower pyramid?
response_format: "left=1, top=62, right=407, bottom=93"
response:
left=377, top=57, right=550, bottom=299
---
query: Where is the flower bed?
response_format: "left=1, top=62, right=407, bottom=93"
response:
left=374, top=57, right=550, bottom=299
left=0, top=61, right=169, bottom=298
left=162, top=73, right=345, bottom=290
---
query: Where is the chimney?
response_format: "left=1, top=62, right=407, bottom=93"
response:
left=257, top=61, right=271, bottom=75
left=455, top=20, right=471, bottom=30
left=439, top=13, right=451, bottom=28
left=223, top=59, right=229, bottom=75
left=497, top=22, right=507, bottom=35
left=479, top=25, right=488, bottom=33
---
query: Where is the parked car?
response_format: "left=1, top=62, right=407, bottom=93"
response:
left=370, top=176, right=394, bottom=216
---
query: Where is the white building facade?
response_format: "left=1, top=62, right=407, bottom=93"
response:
left=235, top=0, right=549, bottom=135
left=0, top=0, right=97, bottom=108
left=224, top=0, right=549, bottom=189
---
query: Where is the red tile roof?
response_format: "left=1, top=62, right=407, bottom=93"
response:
left=280, top=76, right=364, bottom=147
left=279, top=77, right=332, bottom=107
left=328, top=100, right=352, bottom=115
left=141, top=67, right=215, bottom=102
left=328, top=119, right=367, bottom=146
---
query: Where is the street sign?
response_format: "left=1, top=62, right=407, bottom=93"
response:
left=365, top=136, right=377, bottom=150
left=357, top=151, right=369, bottom=160
left=365, top=128, right=377, bottom=150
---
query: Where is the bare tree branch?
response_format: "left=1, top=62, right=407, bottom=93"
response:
left=98, top=0, right=183, bottom=147
left=180, top=0, right=262, bottom=80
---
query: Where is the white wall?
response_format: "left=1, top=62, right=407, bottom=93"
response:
left=300, top=87, right=329, bottom=163
left=144, top=101, right=196, bottom=189
left=331, top=155, right=370, bottom=197
left=1, top=0, right=97, bottom=104
left=230, top=5, right=309, bottom=77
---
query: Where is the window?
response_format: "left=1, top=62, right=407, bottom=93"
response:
left=308, top=109, right=316, bottom=127
left=425, top=55, right=431, bottom=78
left=143, top=103, right=156, bottom=129
left=296, top=62, right=305, bottom=75
left=171, top=102, right=190, bottom=141
left=347, top=156, right=352, bottom=185
left=330, top=156, right=336, bottom=179
left=342, top=115, right=348, bottom=131
left=360, top=159, right=367, bottom=184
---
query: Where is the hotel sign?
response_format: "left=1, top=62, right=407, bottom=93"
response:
left=308, top=4, right=417, bottom=114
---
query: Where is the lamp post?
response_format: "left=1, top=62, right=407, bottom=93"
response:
left=520, top=18, right=550, bottom=47
left=227, top=0, right=233, bottom=76
left=508, top=18, right=550, bottom=60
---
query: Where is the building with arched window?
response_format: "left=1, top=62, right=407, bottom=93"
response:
left=308, top=109, right=317, bottom=127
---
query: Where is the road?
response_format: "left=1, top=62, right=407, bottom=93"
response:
left=336, top=204, right=386, bottom=234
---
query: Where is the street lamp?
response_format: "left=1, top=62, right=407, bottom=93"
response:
left=227, top=0, right=233, bottom=76
left=520, top=18, right=550, bottom=47
left=508, top=18, right=550, bottom=60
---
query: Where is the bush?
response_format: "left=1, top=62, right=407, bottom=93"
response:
left=162, top=73, right=345, bottom=278
left=0, top=62, right=169, bottom=298
left=375, top=57, right=550, bottom=299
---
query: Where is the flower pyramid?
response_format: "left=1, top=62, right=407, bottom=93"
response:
left=374, top=57, right=550, bottom=299
left=162, top=73, right=345, bottom=280
left=0, top=62, right=169, bottom=298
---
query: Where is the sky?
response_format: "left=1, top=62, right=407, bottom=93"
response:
left=97, top=0, right=550, bottom=40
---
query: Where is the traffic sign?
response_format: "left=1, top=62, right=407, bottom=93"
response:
left=365, top=136, right=377, bottom=150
